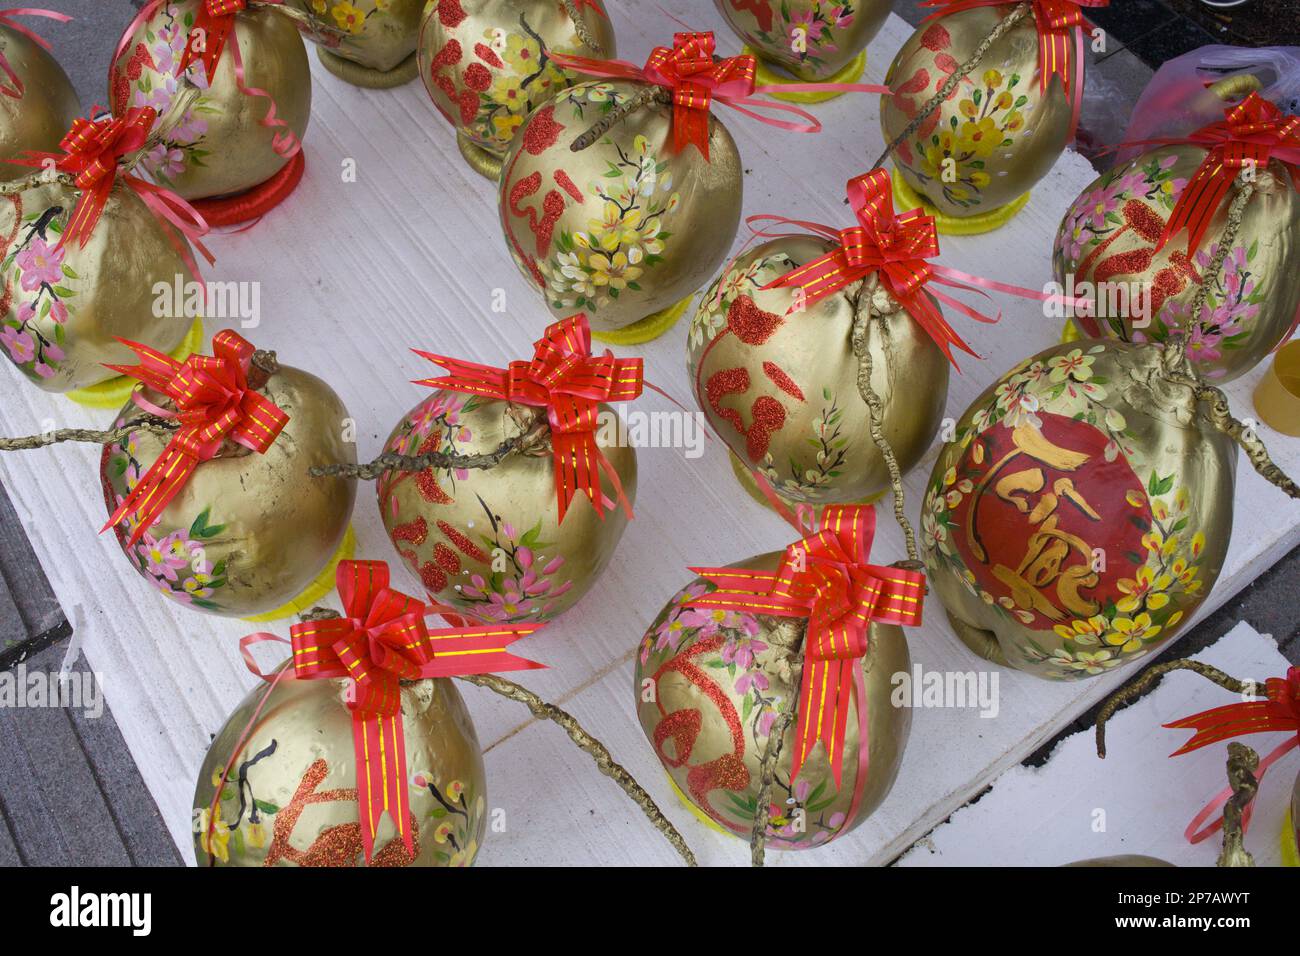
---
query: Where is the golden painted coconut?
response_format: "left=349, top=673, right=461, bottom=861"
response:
left=498, top=79, right=742, bottom=334
left=0, top=181, right=195, bottom=392
left=635, top=552, right=910, bottom=848
left=1053, top=145, right=1300, bottom=383
left=101, top=361, right=357, bottom=617
left=110, top=0, right=310, bottom=200
left=0, top=20, right=80, bottom=180
left=419, top=0, right=615, bottom=173
left=879, top=6, right=1073, bottom=218
left=378, top=390, right=635, bottom=622
left=713, top=0, right=890, bottom=81
left=687, top=236, right=949, bottom=505
left=922, top=339, right=1236, bottom=680
left=289, top=0, right=425, bottom=72
left=193, top=674, right=486, bottom=866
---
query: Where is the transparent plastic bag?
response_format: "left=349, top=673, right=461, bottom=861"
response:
left=1117, top=45, right=1300, bottom=162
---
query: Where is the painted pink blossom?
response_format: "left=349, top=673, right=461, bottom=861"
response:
left=721, top=633, right=768, bottom=670
left=16, top=239, right=64, bottom=292
left=734, top=670, right=769, bottom=696
left=1, top=326, right=35, bottom=363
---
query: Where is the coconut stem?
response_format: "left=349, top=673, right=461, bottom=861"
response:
left=308, top=420, right=550, bottom=480
left=1157, top=177, right=1299, bottom=499
left=850, top=293, right=920, bottom=564
left=1218, top=742, right=1259, bottom=867
left=562, top=0, right=603, bottom=56
left=1094, top=659, right=1262, bottom=759
left=750, top=618, right=806, bottom=867
left=0, top=415, right=176, bottom=452
left=870, top=2, right=1032, bottom=170
left=455, top=672, right=698, bottom=867
left=571, top=85, right=672, bottom=152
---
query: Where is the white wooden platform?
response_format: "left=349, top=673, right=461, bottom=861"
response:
left=898, top=623, right=1294, bottom=868
left=1, top=7, right=1297, bottom=866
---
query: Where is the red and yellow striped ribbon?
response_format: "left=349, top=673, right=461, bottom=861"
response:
left=101, top=330, right=288, bottom=546
left=415, top=313, right=643, bottom=523
left=289, top=559, right=543, bottom=862
left=641, top=32, right=756, bottom=158
left=920, top=0, right=1107, bottom=99
left=1157, top=93, right=1300, bottom=255
left=687, top=505, right=925, bottom=785
left=763, top=168, right=977, bottom=364
left=179, top=0, right=248, bottom=82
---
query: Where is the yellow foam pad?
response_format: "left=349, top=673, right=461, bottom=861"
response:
left=1283, top=806, right=1299, bottom=868
left=746, top=45, right=866, bottom=104
left=65, top=318, right=205, bottom=410
left=590, top=293, right=693, bottom=346
left=242, top=524, right=356, bottom=623
left=891, top=167, right=1030, bottom=236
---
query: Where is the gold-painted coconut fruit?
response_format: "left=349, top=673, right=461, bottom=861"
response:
left=687, top=236, right=949, bottom=505
left=1053, top=145, right=1300, bottom=383
left=635, top=553, right=910, bottom=848
left=378, top=390, right=635, bottom=622
left=0, top=19, right=80, bottom=180
left=713, top=0, right=890, bottom=81
left=499, top=79, right=742, bottom=337
left=922, top=339, right=1236, bottom=680
left=110, top=0, right=310, bottom=201
left=100, top=361, right=357, bottom=617
left=0, top=181, right=196, bottom=392
left=193, top=673, right=486, bottom=866
left=880, top=6, right=1073, bottom=220
left=288, top=0, right=424, bottom=74
left=419, top=0, right=615, bottom=177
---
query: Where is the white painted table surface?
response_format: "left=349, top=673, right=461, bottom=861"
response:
left=898, top=623, right=1295, bottom=867
left=1, top=7, right=1297, bottom=867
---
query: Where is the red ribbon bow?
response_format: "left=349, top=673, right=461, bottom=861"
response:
left=640, top=32, right=756, bottom=158
left=29, top=107, right=154, bottom=248
left=10, top=107, right=214, bottom=279
left=762, top=169, right=982, bottom=365
left=288, top=560, right=543, bottom=861
left=1166, top=666, right=1300, bottom=844
left=549, top=30, right=839, bottom=161
left=415, top=314, right=643, bottom=524
left=0, top=8, right=72, bottom=99
left=102, top=330, right=289, bottom=546
left=180, top=0, right=247, bottom=82
left=1157, top=92, right=1300, bottom=256
left=687, top=505, right=925, bottom=786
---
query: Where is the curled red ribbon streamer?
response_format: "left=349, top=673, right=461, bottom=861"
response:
left=0, top=8, right=71, bottom=99
left=102, top=329, right=289, bottom=547
left=921, top=0, right=1107, bottom=142
left=414, top=314, right=643, bottom=524
left=286, top=560, right=543, bottom=862
left=686, top=505, right=925, bottom=787
left=1165, top=666, right=1300, bottom=845
left=549, top=30, right=861, bottom=159
left=9, top=107, right=215, bottom=281
left=1152, top=92, right=1300, bottom=256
